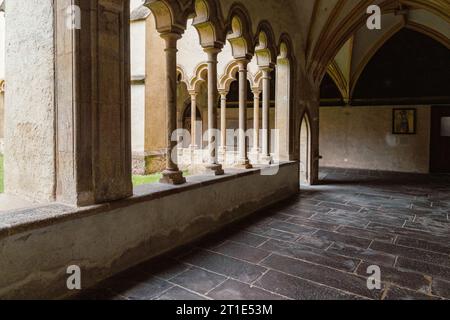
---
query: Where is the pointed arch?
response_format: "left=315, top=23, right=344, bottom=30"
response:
left=144, top=0, right=193, bottom=34
left=225, top=2, right=254, bottom=59
left=189, top=62, right=208, bottom=91
left=299, top=110, right=312, bottom=185
left=192, top=0, right=226, bottom=48
left=275, top=32, right=296, bottom=161
left=254, top=20, right=277, bottom=67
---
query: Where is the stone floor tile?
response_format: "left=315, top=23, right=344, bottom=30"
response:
left=156, top=286, right=207, bottom=300
left=259, top=239, right=359, bottom=272
left=208, top=279, right=286, bottom=300
left=212, top=241, right=271, bottom=263
left=107, top=277, right=173, bottom=300
left=397, top=257, right=450, bottom=281
left=431, top=279, right=450, bottom=299
left=255, top=270, right=364, bottom=300
left=287, top=216, right=340, bottom=231
left=327, top=242, right=396, bottom=267
left=260, top=254, right=383, bottom=299
left=370, top=241, right=450, bottom=268
left=383, top=285, right=440, bottom=300
left=226, top=231, right=269, bottom=247
left=336, top=226, right=395, bottom=243
left=181, top=249, right=267, bottom=284
left=244, top=225, right=301, bottom=242
left=169, top=267, right=227, bottom=294
left=267, top=220, right=317, bottom=236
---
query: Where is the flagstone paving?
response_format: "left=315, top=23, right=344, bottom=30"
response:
left=79, top=167, right=450, bottom=300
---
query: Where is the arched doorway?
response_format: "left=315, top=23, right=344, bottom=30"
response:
left=299, top=113, right=311, bottom=185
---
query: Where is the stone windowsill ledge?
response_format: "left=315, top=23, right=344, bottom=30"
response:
left=0, top=161, right=297, bottom=240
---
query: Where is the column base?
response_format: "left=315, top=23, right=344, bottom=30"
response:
left=260, top=155, right=273, bottom=165
left=203, top=163, right=225, bottom=176
left=159, top=170, right=186, bottom=185
left=234, top=159, right=253, bottom=170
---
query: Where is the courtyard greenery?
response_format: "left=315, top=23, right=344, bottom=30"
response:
left=0, top=157, right=188, bottom=193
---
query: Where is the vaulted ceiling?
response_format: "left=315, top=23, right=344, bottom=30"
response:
left=290, top=0, right=450, bottom=95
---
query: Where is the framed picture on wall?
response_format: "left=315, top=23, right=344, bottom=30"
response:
left=393, top=108, right=417, bottom=134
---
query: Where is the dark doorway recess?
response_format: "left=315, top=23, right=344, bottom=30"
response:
left=430, top=106, right=450, bottom=173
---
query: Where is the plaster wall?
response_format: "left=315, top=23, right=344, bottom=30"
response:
left=145, top=15, right=167, bottom=154
left=130, top=20, right=146, bottom=77
left=0, top=12, right=4, bottom=80
left=0, top=162, right=299, bottom=299
left=319, top=106, right=431, bottom=173
left=0, top=92, right=3, bottom=153
left=131, top=84, right=145, bottom=153
left=131, top=19, right=146, bottom=155
left=4, top=0, right=55, bottom=201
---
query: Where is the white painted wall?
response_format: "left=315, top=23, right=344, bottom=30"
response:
left=130, top=20, right=146, bottom=77
left=131, top=84, right=145, bottom=153
left=0, top=11, right=4, bottom=81
left=130, top=19, right=146, bottom=154
left=320, top=106, right=431, bottom=173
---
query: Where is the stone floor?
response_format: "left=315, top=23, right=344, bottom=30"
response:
left=79, top=167, right=450, bottom=300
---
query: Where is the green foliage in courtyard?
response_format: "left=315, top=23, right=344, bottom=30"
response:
left=132, top=173, right=163, bottom=186
left=0, top=155, right=188, bottom=193
left=132, top=171, right=190, bottom=187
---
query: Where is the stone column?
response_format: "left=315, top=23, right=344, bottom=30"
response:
left=159, top=32, right=186, bottom=185
left=261, top=67, right=273, bottom=164
left=53, top=0, right=133, bottom=205
left=235, top=59, right=252, bottom=169
left=204, top=48, right=224, bottom=175
left=251, top=89, right=261, bottom=154
left=189, top=92, right=198, bottom=149
left=219, top=91, right=228, bottom=152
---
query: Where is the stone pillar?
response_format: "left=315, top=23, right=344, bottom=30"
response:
left=204, top=48, right=224, bottom=175
left=189, top=92, right=198, bottom=149
left=251, top=89, right=261, bottom=154
left=261, top=67, right=273, bottom=164
left=236, top=59, right=252, bottom=169
left=53, top=0, right=133, bottom=205
left=159, top=32, right=186, bottom=185
left=219, top=91, right=228, bottom=152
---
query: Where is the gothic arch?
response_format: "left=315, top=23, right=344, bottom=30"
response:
left=188, top=62, right=208, bottom=92
left=254, top=20, right=277, bottom=68
left=144, top=0, right=194, bottom=34
left=225, top=3, right=254, bottom=59
left=192, top=0, right=226, bottom=48
left=299, top=110, right=312, bottom=185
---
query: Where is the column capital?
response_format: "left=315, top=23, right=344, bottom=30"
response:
left=252, top=88, right=262, bottom=96
left=219, top=90, right=229, bottom=97
left=160, top=32, right=182, bottom=48
left=188, top=90, right=198, bottom=97
left=236, top=58, right=251, bottom=70
left=204, top=46, right=222, bottom=58
left=260, top=65, right=274, bottom=78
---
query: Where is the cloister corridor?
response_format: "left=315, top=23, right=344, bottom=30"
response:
left=0, top=0, right=449, bottom=302
left=78, top=168, right=450, bottom=300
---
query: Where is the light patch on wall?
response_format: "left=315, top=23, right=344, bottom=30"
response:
left=441, top=117, right=450, bottom=137
left=385, top=134, right=400, bottom=147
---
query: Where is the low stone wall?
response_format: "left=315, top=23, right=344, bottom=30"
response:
left=0, top=162, right=299, bottom=299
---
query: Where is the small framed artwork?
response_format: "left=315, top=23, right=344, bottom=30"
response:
left=393, top=108, right=417, bottom=134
